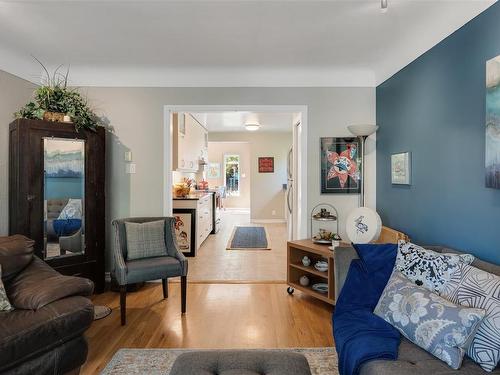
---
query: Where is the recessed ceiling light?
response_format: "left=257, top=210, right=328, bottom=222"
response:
left=245, top=123, right=261, bottom=131
left=381, top=0, right=388, bottom=13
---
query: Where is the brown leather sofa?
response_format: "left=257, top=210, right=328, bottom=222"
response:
left=0, top=235, right=94, bottom=375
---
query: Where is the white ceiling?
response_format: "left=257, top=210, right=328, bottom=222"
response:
left=190, top=112, right=294, bottom=132
left=0, top=0, right=495, bottom=87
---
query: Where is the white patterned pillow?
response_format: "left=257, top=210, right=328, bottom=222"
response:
left=58, top=198, right=82, bottom=220
left=375, top=270, right=486, bottom=369
left=440, top=263, right=500, bottom=372
left=396, top=241, right=474, bottom=293
left=0, top=265, right=13, bottom=311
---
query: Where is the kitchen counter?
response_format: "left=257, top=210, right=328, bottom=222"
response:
left=173, top=192, right=213, bottom=200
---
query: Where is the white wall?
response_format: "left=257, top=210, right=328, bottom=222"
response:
left=207, top=141, right=251, bottom=209
left=0, top=70, right=36, bottom=234
left=44, top=87, right=375, bottom=264
left=209, top=132, right=292, bottom=221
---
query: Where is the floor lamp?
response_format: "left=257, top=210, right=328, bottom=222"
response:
left=347, top=124, right=379, bottom=207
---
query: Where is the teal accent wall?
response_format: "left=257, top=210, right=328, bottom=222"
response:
left=376, top=3, right=500, bottom=264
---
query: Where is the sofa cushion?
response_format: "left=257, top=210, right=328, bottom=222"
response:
left=0, top=265, right=12, bottom=311
left=360, top=338, right=500, bottom=375
left=441, top=263, right=500, bottom=372
left=396, top=241, right=474, bottom=293
left=169, top=351, right=312, bottom=375
left=374, top=270, right=485, bottom=369
left=6, top=257, right=94, bottom=310
left=126, top=256, right=182, bottom=284
left=0, top=295, right=93, bottom=372
left=125, top=220, right=168, bottom=260
left=0, top=235, right=34, bottom=282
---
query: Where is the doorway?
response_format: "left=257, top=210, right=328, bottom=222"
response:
left=163, top=105, right=307, bottom=242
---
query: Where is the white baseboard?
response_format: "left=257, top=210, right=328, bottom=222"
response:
left=251, top=219, right=287, bottom=224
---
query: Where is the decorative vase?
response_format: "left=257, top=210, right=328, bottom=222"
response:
left=43, top=111, right=65, bottom=122
left=299, top=275, right=310, bottom=286
left=302, top=256, right=311, bottom=267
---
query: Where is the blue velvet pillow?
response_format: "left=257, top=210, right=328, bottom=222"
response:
left=352, top=243, right=398, bottom=273
left=53, top=219, right=81, bottom=237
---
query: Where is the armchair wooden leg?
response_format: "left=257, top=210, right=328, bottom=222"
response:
left=162, top=278, right=168, bottom=299
left=120, top=286, right=127, bottom=326
left=181, top=276, right=187, bottom=314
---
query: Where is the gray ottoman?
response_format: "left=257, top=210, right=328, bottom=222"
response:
left=170, top=350, right=312, bottom=375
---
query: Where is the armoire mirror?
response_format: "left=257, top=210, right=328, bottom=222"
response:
left=43, top=137, right=85, bottom=260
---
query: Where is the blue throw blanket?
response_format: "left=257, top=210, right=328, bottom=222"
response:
left=333, top=243, right=401, bottom=375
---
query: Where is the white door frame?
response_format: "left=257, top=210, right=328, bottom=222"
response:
left=163, top=104, right=308, bottom=240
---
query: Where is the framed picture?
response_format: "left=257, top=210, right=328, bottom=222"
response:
left=207, top=162, right=220, bottom=178
left=258, top=157, right=274, bottom=173
left=391, top=152, right=411, bottom=185
left=486, top=55, right=500, bottom=189
left=320, top=137, right=361, bottom=194
left=173, top=209, right=196, bottom=256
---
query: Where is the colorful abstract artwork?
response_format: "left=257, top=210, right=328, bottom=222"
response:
left=486, top=56, right=500, bottom=189
left=321, top=137, right=361, bottom=194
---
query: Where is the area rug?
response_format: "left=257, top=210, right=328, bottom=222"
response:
left=94, top=305, right=112, bottom=320
left=226, top=226, right=271, bottom=250
left=101, top=347, right=338, bottom=375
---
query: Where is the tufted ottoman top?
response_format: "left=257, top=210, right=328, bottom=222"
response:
left=169, top=350, right=312, bottom=375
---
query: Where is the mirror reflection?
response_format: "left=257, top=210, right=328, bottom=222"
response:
left=43, top=138, right=85, bottom=259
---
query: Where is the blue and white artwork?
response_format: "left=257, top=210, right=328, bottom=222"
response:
left=44, top=138, right=84, bottom=178
left=486, top=56, right=500, bottom=189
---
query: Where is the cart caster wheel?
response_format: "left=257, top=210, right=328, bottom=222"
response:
left=287, top=287, right=294, bottom=295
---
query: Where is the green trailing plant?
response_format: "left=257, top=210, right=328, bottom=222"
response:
left=14, top=58, right=101, bottom=131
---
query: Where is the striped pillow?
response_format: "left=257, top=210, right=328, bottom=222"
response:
left=0, top=265, right=13, bottom=311
left=440, top=263, right=500, bottom=372
left=125, top=220, right=168, bottom=260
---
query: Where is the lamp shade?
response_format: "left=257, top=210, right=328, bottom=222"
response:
left=347, top=124, right=379, bottom=137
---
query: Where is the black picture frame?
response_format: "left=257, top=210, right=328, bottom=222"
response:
left=173, top=208, right=197, bottom=257
left=320, top=137, right=362, bottom=194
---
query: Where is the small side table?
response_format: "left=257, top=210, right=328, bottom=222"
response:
left=286, top=239, right=338, bottom=305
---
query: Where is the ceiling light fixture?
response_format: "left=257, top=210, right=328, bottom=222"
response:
left=381, top=0, right=388, bottom=13
left=245, top=123, right=261, bottom=131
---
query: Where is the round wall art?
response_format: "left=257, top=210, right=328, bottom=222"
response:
left=345, top=207, right=382, bottom=244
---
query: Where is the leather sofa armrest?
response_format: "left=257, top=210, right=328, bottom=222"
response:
left=333, top=245, right=359, bottom=302
left=6, top=257, right=94, bottom=310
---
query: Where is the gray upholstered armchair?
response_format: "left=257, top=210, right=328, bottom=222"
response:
left=111, top=217, right=188, bottom=325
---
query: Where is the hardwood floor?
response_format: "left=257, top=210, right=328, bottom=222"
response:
left=185, top=210, right=288, bottom=282
left=83, top=282, right=334, bottom=374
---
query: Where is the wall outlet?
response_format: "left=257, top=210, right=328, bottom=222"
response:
left=271, top=210, right=276, bottom=216
left=124, top=151, right=133, bottom=162
left=126, top=163, right=136, bottom=174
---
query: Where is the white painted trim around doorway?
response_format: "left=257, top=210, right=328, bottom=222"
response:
left=163, top=104, right=308, bottom=240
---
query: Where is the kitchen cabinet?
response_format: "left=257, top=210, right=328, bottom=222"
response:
left=173, top=193, right=213, bottom=255
left=172, top=113, right=208, bottom=172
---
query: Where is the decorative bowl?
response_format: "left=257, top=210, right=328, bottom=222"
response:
left=312, top=283, right=328, bottom=294
left=314, top=261, right=328, bottom=272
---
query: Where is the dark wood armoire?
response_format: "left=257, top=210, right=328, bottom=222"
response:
left=9, top=119, right=105, bottom=292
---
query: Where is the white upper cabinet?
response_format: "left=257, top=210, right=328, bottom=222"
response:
left=173, top=113, right=208, bottom=172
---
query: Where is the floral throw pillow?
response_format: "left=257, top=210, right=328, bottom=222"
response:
left=57, top=198, right=82, bottom=220
left=395, top=241, right=474, bottom=293
left=0, top=265, right=13, bottom=311
left=374, top=270, right=485, bottom=369
left=440, top=263, right=500, bottom=372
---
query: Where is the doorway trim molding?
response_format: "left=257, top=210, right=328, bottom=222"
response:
left=163, top=104, right=308, bottom=239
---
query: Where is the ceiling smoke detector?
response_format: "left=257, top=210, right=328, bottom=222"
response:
left=381, top=0, right=388, bottom=13
left=245, top=123, right=261, bottom=131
